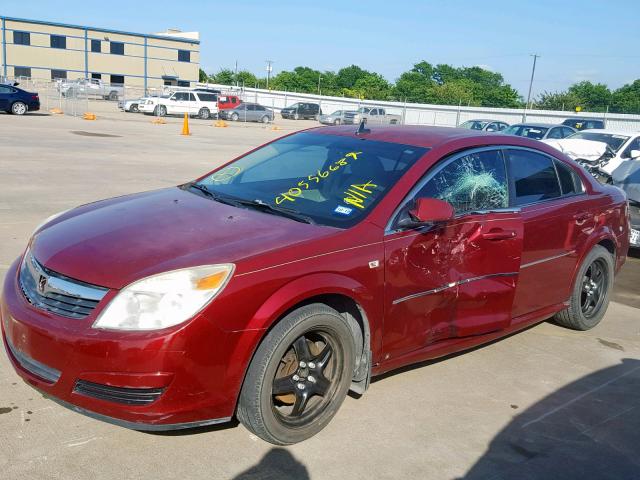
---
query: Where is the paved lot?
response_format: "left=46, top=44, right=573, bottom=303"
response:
left=1, top=105, right=639, bottom=480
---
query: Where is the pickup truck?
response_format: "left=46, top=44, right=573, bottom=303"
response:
left=58, top=78, right=124, bottom=101
left=349, top=107, right=401, bottom=125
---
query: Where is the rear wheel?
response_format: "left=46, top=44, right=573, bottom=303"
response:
left=155, top=105, right=167, bottom=117
left=198, top=108, right=210, bottom=119
left=261, top=115, right=270, bottom=123
left=334, top=118, right=341, bottom=125
left=108, top=91, right=118, bottom=101
left=554, top=245, right=614, bottom=330
left=237, top=304, right=355, bottom=445
left=11, top=102, right=27, bottom=115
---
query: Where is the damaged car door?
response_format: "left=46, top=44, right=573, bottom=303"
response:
left=383, top=148, right=523, bottom=360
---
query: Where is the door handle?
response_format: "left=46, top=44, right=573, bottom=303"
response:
left=482, top=228, right=517, bottom=241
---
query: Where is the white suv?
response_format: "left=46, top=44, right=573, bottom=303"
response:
left=138, top=91, right=219, bottom=119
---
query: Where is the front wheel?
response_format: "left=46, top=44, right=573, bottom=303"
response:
left=334, top=118, right=341, bottom=125
left=230, top=112, right=239, bottom=121
left=155, top=105, right=167, bottom=117
left=293, top=112, right=300, bottom=120
left=554, top=245, right=614, bottom=330
left=108, top=91, right=118, bottom=101
left=11, top=101, right=27, bottom=115
left=237, top=303, right=355, bottom=445
left=260, top=115, right=270, bottom=124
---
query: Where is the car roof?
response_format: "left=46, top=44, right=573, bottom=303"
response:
left=309, top=125, right=563, bottom=150
left=463, top=119, right=500, bottom=122
left=509, top=122, right=562, bottom=128
left=563, top=117, right=603, bottom=122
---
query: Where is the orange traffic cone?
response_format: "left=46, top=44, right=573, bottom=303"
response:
left=181, top=112, right=191, bottom=136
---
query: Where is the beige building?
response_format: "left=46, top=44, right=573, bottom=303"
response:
left=0, top=16, right=200, bottom=90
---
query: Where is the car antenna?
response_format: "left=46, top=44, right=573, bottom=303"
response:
left=356, top=119, right=370, bottom=136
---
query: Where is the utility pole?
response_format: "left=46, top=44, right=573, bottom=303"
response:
left=317, top=73, right=322, bottom=95
left=265, top=60, right=274, bottom=90
left=524, top=54, right=539, bottom=121
left=234, top=60, right=238, bottom=87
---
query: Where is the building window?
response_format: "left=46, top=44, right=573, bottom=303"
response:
left=177, top=80, right=190, bottom=87
left=14, top=67, right=32, bottom=78
left=110, top=75, right=125, bottom=85
left=91, top=39, right=101, bottom=53
left=110, top=42, right=124, bottom=55
left=178, top=50, right=190, bottom=62
left=91, top=73, right=102, bottom=79
left=13, top=31, right=30, bottom=46
left=50, top=35, right=67, bottom=49
left=51, top=69, right=67, bottom=80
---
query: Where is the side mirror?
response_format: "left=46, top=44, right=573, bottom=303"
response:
left=486, top=127, right=496, bottom=132
left=397, top=198, right=455, bottom=228
left=630, top=149, right=640, bottom=159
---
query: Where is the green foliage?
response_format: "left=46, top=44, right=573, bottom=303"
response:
left=610, top=80, right=640, bottom=114
left=210, top=69, right=235, bottom=85
left=199, top=68, right=209, bottom=82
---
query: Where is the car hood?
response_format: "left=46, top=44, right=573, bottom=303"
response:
left=543, top=138, right=608, bottom=161
left=32, top=187, right=336, bottom=289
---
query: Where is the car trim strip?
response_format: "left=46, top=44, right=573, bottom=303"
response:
left=520, top=250, right=575, bottom=269
left=5, top=336, right=62, bottom=384
left=392, top=272, right=519, bottom=305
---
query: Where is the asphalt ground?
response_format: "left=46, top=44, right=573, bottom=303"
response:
left=1, top=104, right=639, bottom=480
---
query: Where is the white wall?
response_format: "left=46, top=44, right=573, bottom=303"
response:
left=210, top=84, right=640, bottom=132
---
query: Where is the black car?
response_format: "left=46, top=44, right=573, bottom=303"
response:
left=280, top=102, right=321, bottom=120
left=562, top=118, right=605, bottom=130
left=0, top=83, right=40, bottom=115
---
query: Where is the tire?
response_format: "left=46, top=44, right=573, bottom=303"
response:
left=11, top=102, right=27, bottom=115
left=230, top=112, right=239, bottom=121
left=334, top=119, right=341, bottom=125
left=198, top=108, right=210, bottom=120
left=155, top=105, right=167, bottom=117
left=108, top=91, right=118, bottom=101
left=314, top=114, right=320, bottom=121
left=130, top=104, right=139, bottom=113
left=293, top=113, right=300, bottom=120
left=261, top=115, right=270, bottom=124
left=237, top=303, right=355, bottom=445
left=554, top=245, right=614, bottom=330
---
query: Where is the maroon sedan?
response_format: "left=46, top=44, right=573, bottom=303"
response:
left=1, top=126, right=629, bottom=445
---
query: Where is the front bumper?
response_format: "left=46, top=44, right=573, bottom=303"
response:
left=1, top=258, right=254, bottom=430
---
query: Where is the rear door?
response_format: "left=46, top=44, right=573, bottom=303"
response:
left=506, top=148, right=584, bottom=318
left=0, top=85, right=13, bottom=110
left=383, top=147, right=523, bottom=359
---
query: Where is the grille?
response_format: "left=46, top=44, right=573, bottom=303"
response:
left=6, top=336, right=61, bottom=384
left=19, top=251, right=108, bottom=319
left=74, top=380, right=164, bottom=405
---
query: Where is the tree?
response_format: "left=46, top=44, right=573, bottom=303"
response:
left=343, top=73, right=393, bottom=100
left=611, top=80, right=640, bottom=114
left=235, top=70, right=258, bottom=87
left=210, top=69, right=235, bottom=85
left=335, top=65, right=372, bottom=90
left=536, top=90, right=582, bottom=111
left=199, top=68, right=209, bottom=82
left=567, top=81, right=612, bottom=112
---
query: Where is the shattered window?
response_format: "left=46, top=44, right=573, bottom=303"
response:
left=417, top=150, right=508, bottom=214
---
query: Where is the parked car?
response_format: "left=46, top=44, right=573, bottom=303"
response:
left=219, top=103, right=274, bottom=123
left=118, top=98, right=144, bottom=113
left=459, top=119, right=509, bottom=132
left=280, top=102, right=321, bottom=120
left=217, top=95, right=242, bottom=113
left=0, top=83, right=40, bottom=115
left=138, top=91, right=218, bottom=119
left=610, top=161, right=640, bottom=248
left=504, top=123, right=576, bottom=140
left=545, top=129, right=640, bottom=177
left=318, top=110, right=358, bottom=125
left=351, top=106, right=401, bottom=125
left=2, top=127, right=629, bottom=445
left=58, top=78, right=124, bottom=101
left=562, top=118, right=605, bottom=131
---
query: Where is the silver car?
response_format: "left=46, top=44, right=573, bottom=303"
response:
left=319, top=110, right=358, bottom=125
left=504, top=123, right=577, bottom=140
left=221, top=103, right=274, bottom=123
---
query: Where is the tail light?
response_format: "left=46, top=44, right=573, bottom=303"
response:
left=31, top=94, right=39, bottom=100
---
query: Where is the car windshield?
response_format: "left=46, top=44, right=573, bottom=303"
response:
left=504, top=125, right=549, bottom=140
left=460, top=120, right=489, bottom=130
left=191, top=132, right=428, bottom=228
left=567, top=132, right=630, bottom=152
left=330, top=111, right=343, bottom=115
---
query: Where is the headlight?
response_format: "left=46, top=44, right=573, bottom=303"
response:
left=93, top=264, right=234, bottom=331
left=33, top=209, right=71, bottom=235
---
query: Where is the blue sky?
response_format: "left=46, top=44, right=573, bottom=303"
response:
left=3, top=0, right=639, bottom=97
